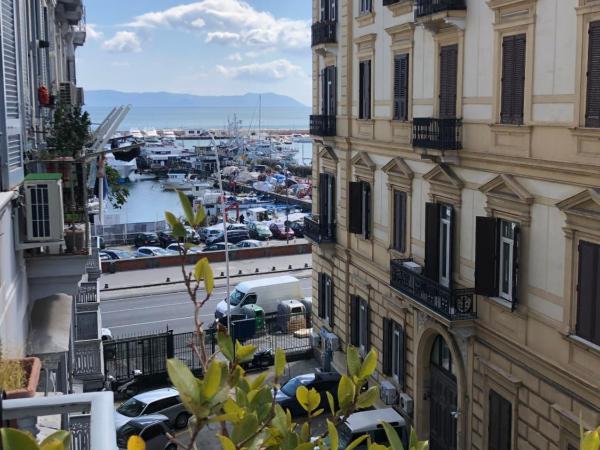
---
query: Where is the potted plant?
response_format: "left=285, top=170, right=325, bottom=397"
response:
left=0, top=357, right=41, bottom=399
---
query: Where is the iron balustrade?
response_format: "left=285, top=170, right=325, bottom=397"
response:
left=304, top=215, right=336, bottom=244
left=76, top=281, right=98, bottom=304
left=383, top=0, right=402, bottom=5
left=310, top=115, right=336, bottom=137
left=412, top=117, right=462, bottom=150
left=390, top=259, right=476, bottom=321
left=311, top=20, right=337, bottom=46
left=415, top=0, right=466, bottom=17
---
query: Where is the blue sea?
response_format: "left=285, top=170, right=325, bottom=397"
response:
left=85, top=106, right=311, bottom=131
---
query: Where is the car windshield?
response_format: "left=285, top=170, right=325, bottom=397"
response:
left=117, top=422, right=141, bottom=443
left=281, top=376, right=313, bottom=397
left=117, top=398, right=146, bottom=417
left=229, top=289, right=245, bottom=306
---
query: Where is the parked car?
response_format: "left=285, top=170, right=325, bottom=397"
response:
left=114, top=388, right=190, bottom=431
left=184, top=226, right=201, bottom=244
left=275, top=372, right=341, bottom=417
left=135, top=247, right=175, bottom=258
left=206, top=229, right=250, bottom=245
left=331, top=408, right=408, bottom=450
left=236, top=239, right=262, bottom=249
left=116, top=414, right=177, bottom=450
left=269, top=223, right=294, bottom=240
left=134, top=233, right=160, bottom=248
left=157, top=231, right=177, bottom=248
left=199, top=225, right=223, bottom=243
left=101, top=248, right=135, bottom=260
left=227, top=223, right=248, bottom=231
left=289, top=221, right=304, bottom=238
left=202, top=243, right=238, bottom=252
left=248, top=222, right=272, bottom=240
left=100, top=251, right=111, bottom=262
left=166, top=243, right=201, bottom=254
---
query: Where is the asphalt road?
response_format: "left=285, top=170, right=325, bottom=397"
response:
left=101, top=271, right=313, bottom=337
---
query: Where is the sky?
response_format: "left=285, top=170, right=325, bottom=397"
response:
left=77, top=0, right=312, bottom=105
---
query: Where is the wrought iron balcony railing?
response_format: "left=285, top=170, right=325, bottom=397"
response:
left=412, top=117, right=462, bottom=150
left=310, top=115, right=336, bottom=137
left=415, top=0, right=466, bottom=17
left=390, top=259, right=476, bottom=321
left=304, top=215, right=336, bottom=245
left=383, top=0, right=402, bottom=5
left=312, top=20, right=337, bottom=46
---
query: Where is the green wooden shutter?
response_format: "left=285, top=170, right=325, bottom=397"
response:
left=350, top=296, right=359, bottom=346
left=488, top=390, right=512, bottom=450
left=439, top=44, right=458, bottom=119
left=327, top=276, right=335, bottom=329
left=318, top=272, right=325, bottom=318
left=585, top=21, right=600, bottom=128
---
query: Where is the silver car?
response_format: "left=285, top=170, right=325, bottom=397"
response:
left=114, top=388, right=189, bottom=431
left=116, top=414, right=176, bottom=450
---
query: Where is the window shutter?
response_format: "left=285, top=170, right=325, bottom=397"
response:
left=576, top=241, right=600, bottom=345
left=318, top=272, right=325, bottom=318
left=0, top=0, right=24, bottom=190
left=349, top=182, right=364, bottom=234
left=359, top=62, right=365, bottom=119
left=586, top=21, right=600, bottom=128
left=448, top=205, right=455, bottom=290
left=366, top=60, right=371, bottom=119
left=327, top=277, right=335, bottom=329
left=329, top=66, right=337, bottom=116
left=501, top=34, right=526, bottom=125
left=488, top=390, right=512, bottom=450
left=330, top=0, right=337, bottom=22
left=424, top=203, right=441, bottom=281
left=320, top=0, right=326, bottom=20
left=511, top=225, right=520, bottom=310
left=475, top=217, right=499, bottom=296
left=321, top=68, right=327, bottom=115
left=394, top=54, right=409, bottom=121
left=319, top=173, right=329, bottom=226
left=398, top=325, right=406, bottom=389
left=394, top=191, right=407, bottom=252
left=363, top=182, right=371, bottom=239
left=350, top=296, right=359, bottom=346
left=512, top=34, right=526, bottom=124
left=382, top=318, right=392, bottom=376
left=439, top=45, right=458, bottom=119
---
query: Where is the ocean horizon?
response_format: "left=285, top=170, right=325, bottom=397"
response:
left=85, top=105, right=311, bottom=131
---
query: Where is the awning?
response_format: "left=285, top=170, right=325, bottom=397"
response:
left=28, top=294, right=73, bottom=355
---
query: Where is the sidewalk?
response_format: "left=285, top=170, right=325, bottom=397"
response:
left=100, top=253, right=313, bottom=290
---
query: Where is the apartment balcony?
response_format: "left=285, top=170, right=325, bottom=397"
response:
left=415, top=0, right=466, bottom=31
left=304, top=215, right=336, bottom=245
left=310, top=115, right=336, bottom=137
left=71, top=24, right=87, bottom=47
left=416, top=0, right=466, bottom=17
left=412, top=118, right=462, bottom=162
left=390, top=259, right=476, bottom=322
left=2, top=392, right=117, bottom=450
left=312, top=20, right=337, bottom=48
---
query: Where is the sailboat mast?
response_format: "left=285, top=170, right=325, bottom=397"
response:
left=258, top=94, right=262, bottom=140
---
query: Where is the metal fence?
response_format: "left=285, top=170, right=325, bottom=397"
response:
left=93, top=220, right=168, bottom=246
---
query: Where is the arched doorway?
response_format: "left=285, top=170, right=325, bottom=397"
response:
left=429, top=335, right=457, bottom=450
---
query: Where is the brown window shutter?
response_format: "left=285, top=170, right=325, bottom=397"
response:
left=365, top=60, right=372, bottom=119
left=363, top=182, right=371, bottom=239
left=382, top=318, right=392, bottom=375
left=501, top=34, right=526, bottom=124
left=394, top=191, right=407, bottom=252
left=394, top=54, right=409, bottom=121
left=318, top=272, right=325, bottom=318
left=424, top=202, right=441, bottom=281
left=319, top=173, right=329, bottom=224
left=576, top=241, right=600, bottom=345
left=488, top=390, right=512, bottom=450
left=586, top=21, right=600, bottom=128
left=330, top=66, right=337, bottom=116
left=327, top=277, right=335, bottom=329
left=439, top=44, right=458, bottom=119
left=349, top=182, right=364, bottom=234
left=511, top=225, right=520, bottom=310
left=350, top=296, right=359, bottom=346
left=475, top=216, right=499, bottom=296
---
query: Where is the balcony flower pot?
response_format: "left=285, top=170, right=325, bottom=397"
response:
left=2, top=357, right=42, bottom=399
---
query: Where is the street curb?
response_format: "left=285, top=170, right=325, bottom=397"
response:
left=100, top=266, right=313, bottom=292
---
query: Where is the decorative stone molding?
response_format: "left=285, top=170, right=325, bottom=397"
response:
left=355, top=11, right=376, bottom=27
left=386, top=0, right=414, bottom=17
left=382, top=157, right=414, bottom=192
left=423, top=164, right=463, bottom=206
left=352, top=151, right=376, bottom=182
left=556, top=189, right=600, bottom=236
left=385, top=23, right=415, bottom=50
left=354, top=33, right=377, bottom=56
left=318, top=145, right=338, bottom=173
left=488, top=0, right=537, bottom=27
left=479, top=174, right=533, bottom=226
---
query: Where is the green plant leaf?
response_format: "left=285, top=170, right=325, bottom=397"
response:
left=582, top=430, right=600, bottom=450
left=164, top=211, right=179, bottom=229
left=327, top=419, right=339, bottom=450
left=171, top=222, right=187, bottom=240
left=337, top=374, right=355, bottom=410
left=194, top=205, right=207, bottom=227
left=347, top=346, right=361, bottom=378
left=381, top=422, right=404, bottom=450
left=250, top=372, right=268, bottom=391
left=236, top=341, right=257, bottom=363
left=177, top=190, right=195, bottom=226
left=368, top=444, right=388, bottom=450
left=40, top=430, right=71, bottom=449
left=218, top=435, right=237, bottom=450
left=194, top=258, right=214, bottom=294
left=300, top=422, right=310, bottom=442
left=312, top=408, right=324, bottom=418
left=357, top=386, right=380, bottom=409
left=1, top=428, right=40, bottom=450
left=295, top=443, right=315, bottom=450
left=202, top=360, right=222, bottom=400
left=275, top=348, right=286, bottom=379
left=231, top=412, right=259, bottom=445
left=296, top=385, right=310, bottom=411
left=346, top=434, right=368, bottom=450
left=308, top=388, right=321, bottom=413
left=359, top=348, right=378, bottom=379
left=166, top=358, right=203, bottom=416
left=326, top=391, right=336, bottom=416
left=217, top=330, right=234, bottom=361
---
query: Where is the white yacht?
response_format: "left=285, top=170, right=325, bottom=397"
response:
left=105, top=152, right=137, bottom=182
left=160, top=171, right=197, bottom=191
left=130, top=128, right=144, bottom=140
left=161, top=129, right=177, bottom=145
left=143, top=128, right=160, bottom=144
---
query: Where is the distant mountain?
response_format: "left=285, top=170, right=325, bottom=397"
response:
left=85, top=90, right=307, bottom=108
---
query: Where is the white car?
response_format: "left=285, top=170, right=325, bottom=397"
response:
left=236, top=239, right=262, bottom=248
left=135, top=246, right=175, bottom=258
left=166, top=243, right=201, bottom=254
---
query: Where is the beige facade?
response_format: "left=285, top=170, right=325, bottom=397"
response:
left=309, top=0, right=600, bottom=449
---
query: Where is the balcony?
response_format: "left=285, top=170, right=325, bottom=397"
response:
left=304, top=215, right=336, bottom=245
left=311, top=20, right=337, bottom=47
left=390, top=259, right=476, bottom=321
left=310, top=115, right=336, bottom=137
left=1, top=392, right=117, bottom=450
left=412, top=118, right=462, bottom=151
left=415, top=0, right=466, bottom=17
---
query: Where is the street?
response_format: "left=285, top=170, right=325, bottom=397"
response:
left=101, top=271, right=313, bottom=337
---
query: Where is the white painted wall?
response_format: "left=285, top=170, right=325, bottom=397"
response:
left=463, top=0, right=494, bottom=99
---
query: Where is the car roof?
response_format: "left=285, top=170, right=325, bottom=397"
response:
left=126, top=414, right=170, bottom=428
left=235, top=276, right=298, bottom=291
left=345, top=408, right=406, bottom=433
left=138, top=246, right=163, bottom=251
left=133, top=387, right=179, bottom=403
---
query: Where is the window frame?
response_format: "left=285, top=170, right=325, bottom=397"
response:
left=359, top=0, right=372, bottom=15
left=391, top=321, right=404, bottom=384
left=392, top=190, right=407, bottom=253
left=498, top=220, right=516, bottom=302
left=359, top=59, right=372, bottom=120
left=393, top=53, right=409, bottom=121
left=318, top=272, right=334, bottom=328
left=575, top=240, right=600, bottom=346
left=488, top=389, right=513, bottom=450
left=438, top=204, right=452, bottom=288
left=585, top=20, right=600, bottom=128
left=500, top=33, right=527, bottom=125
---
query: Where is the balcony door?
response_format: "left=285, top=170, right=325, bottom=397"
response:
left=425, top=203, right=454, bottom=288
left=429, top=335, right=457, bottom=450
left=320, top=0, right=336, bottom=21
left=321, top=66, right=337, bottom=117
left=439, top=44, right=458, bottom=119
left=319, top=172, right=335, bottom=234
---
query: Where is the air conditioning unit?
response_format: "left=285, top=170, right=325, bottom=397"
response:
left=380, top=380, right=398, bottom=405
left=323, top=332, right=340, bottom=352
left=24, top=174, right=64, bottom=242
left=402, top=261, right=422, bottom=274
left=59, top=82, right=77, bottom=106
left=310, top=330, right=322, bottom=348
left=399, top=393, right=414, bottom=416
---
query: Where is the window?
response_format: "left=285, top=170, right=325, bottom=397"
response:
left=321, top=66, right=337, bottom=116
left=500, top=34, right=526, bottom=125
left=424, top=203, right=454, bottom=287
left=319, top=173, right=336, bottom=232
left=359, top=0, right=372, bottom=14
left=585, top=21, right=600, bottom=128
left=350, top=296, right=369, bottom=355
left=475, top=217, right=520, bottom=308
left=393, top=54, right=409, bottom=121
left=575, top=241, right=600, bottom=346
left=349, top=181, right=371, bottom=239
left=488, top=390, right=512, bottom=450
left=393, top=191, right=407, bottom=252
left=140, top=424, right=163, bottom=441
left=359, top=60, right=372, bottom=119
left=383, top=318, right=405, bottom=388
left=320, top=0, right=337, bottom=21
left=439, top=205, right=452, bottom=288
left=439, top=44, right=458, bottom=119
left=145, top=396, right=179, bottom=414
left=318, top=273, right=334, bottom=328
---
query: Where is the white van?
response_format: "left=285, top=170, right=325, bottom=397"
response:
left=214, top=276, right=303, bottom=322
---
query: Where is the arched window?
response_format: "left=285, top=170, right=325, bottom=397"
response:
left=430, top=335, right=453, bottom=375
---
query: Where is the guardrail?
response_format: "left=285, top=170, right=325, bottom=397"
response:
left=310, top=115, right=336, bottom=137
left=415, top=0, right=466, bottom=17
left=304, top=215, right=336, bottom=244
left=412, top=117, right=462, bottom=151
left=311, top=20, right=337, bottom=46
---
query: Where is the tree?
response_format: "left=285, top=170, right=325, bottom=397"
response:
left=45, top=105, right=91, bottom=158
left=105, top=165, right=130, bottom=209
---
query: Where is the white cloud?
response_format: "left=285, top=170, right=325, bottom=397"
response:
left=227, top=52, right=243, bottom=62
left=86, top=24, right=104, bottom=40
left=216, top=59, right=304, bottom=81
left=102, top=31, right=142, bottom=53
left=127, top=0, right=309, bottom=49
